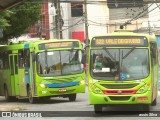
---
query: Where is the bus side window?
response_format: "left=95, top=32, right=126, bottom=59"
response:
left=0, top=59, right=3, bottom=69
left=150, top=42, right=157, bottom=64
left=18, top=50, right=24, bottom=68
left=3, top=52, right=9, bottom=69
left=24, top=49, right=30, bottom=68
left=0, top=52, right=3, bottom=69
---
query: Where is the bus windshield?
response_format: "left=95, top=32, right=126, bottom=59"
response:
left=91, top=48, right=149, bottom=81
left=37, top=50, right=83, bottom=76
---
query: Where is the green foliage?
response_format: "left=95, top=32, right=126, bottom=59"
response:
left=1, top=1, right=42, bottom=41
left=0, top=10, right=13, bottom=29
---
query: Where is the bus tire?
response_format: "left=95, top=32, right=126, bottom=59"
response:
left=4, top=86, right=12, bottom=102
left=151, top=98, right=157, bottom=106
left=28, top=87, right=37, bottom=104
left=68, top=94, right=76, bottom=101
left=94, top=105, right=102, bottom=114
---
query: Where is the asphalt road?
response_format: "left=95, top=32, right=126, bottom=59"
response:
left=0, top=88, right=160, bottom=119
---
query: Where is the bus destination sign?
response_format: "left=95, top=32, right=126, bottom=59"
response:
left=91, top=36, right=148, bottom=47
left=39, top=41, right=79, bottom=50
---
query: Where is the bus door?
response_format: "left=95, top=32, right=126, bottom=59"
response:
left=9, top=54, right=19, bottom=96
left=18, top=49, right=27, bottom=97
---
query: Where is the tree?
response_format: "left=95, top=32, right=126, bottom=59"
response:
left=0, top=10, right=13, bottom=29
left=1, top=1, right=42, bottom=42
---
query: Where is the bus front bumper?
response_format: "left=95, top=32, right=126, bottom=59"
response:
left=89, top=90, right=152, bottom=105
left=36, top=83, right=86, bottom=97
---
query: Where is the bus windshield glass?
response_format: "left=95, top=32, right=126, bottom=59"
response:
left=91, top=48, right=149, bottom=81
left=37, top=50, right=83, bottom=76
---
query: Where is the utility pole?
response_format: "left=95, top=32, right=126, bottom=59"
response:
left=50, top=2, right=56, bottom=38
left=54, top=0, right=58, bottom=39
left=84, top=0, right=89, bottom=44
left=84, top=0, right=89, bottom=84
left=57, top=0, right=63, bottom=39
left=54, top=0, right=63, bottom=39
left=148, top=21, right=151, bottom=34
left=136, top=21, right=138, bottom=33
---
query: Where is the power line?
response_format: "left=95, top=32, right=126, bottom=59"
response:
left=135, top=3, right=160, bottom=20
left=26, top=0, right=160, bottom=4
left=123, top=3, right=153, bottom=26
left=122, top=3, right=160, bottom=27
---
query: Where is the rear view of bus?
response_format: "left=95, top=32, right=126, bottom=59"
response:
left=88, top=31, right=158, bottom=113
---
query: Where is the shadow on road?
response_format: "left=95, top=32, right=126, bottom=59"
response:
left=0, top=96, right=81, bottom=104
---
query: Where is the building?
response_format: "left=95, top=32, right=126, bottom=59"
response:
left=30, top=3, right=50, bottom=40
left=28, top=1, right=160, bottom=40
left=25, top=1, right=122, bottom=40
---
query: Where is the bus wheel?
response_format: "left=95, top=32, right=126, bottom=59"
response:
left=28, top=87, right=37, bottom=104
left=68, top=94, right=76, bottom=101
left=4, top=86, right=12, bottom=102
left=151, top=98, right=157, bottom=106
left=94, top=105, right=102, bottom=114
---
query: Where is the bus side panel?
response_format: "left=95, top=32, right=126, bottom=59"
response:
left=0, top=69, right=10, bottom=96
left=18, top=69, right=27, bottom=96
left=150, top=42, right=159, bottom=102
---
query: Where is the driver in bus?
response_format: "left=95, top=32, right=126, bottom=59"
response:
left=94, top=54, right=118, bottom=73
left=94, top=54, right=109, bottom=69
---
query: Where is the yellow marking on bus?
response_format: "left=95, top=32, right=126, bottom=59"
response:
left=96, top=38, right=141, bottom=45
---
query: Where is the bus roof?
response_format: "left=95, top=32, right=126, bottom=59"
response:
left=0, top=39, right=82, bottom=50
left=90, top=30, right=156, bottom=42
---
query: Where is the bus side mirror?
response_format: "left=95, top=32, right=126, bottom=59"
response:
left=153, top=52, right=156, bottom=58
left=32, top=53, right=36, bottom=61
left=151, top=49, right=156, bottom=58
left=81, top=53, right=87, bottom=64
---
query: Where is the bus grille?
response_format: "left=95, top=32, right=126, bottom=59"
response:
left=100, top=83, right=139, bottom=89
left=50, top=76, right=78, bottom=83
left=109, top=96, right=131, bottom=101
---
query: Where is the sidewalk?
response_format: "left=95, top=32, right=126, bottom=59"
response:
left=0, top=105, right=26, bottom=111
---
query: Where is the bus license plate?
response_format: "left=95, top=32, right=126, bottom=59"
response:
left=59, top=88, right=66, bottom=92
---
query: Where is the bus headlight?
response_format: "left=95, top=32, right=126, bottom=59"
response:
left=40, top=84, right=46, bottom=88
left=137, top=84, right=150, bottom=94
left=92, top=85, right=103, bottom=94
left=139, top=89, right=144, bottom=94
left=93, top=79, right=99, bottom=83
left=80, top=80, right=85, bottom=85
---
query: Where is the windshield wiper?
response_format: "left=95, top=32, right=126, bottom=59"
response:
left=122, top=47, right=135, bottom=59
left=69, top=48, right=74, bottom=63
left=45, top=49, right=49, bottom=69
left=102, top=47, right=116, bottom=62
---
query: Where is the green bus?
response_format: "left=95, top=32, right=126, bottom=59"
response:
left=86, top=30, right=158, bottom=112
left=0, top=39, right=86, bottom=103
